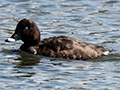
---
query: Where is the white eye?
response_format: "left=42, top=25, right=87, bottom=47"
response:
left=25, top=26, right=28, bottom=29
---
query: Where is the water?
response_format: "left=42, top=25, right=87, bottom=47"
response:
left=0, top=0, right=120, bottom=89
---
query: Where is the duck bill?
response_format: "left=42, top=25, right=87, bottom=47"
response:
left=5, top=33, right=20, bottom=42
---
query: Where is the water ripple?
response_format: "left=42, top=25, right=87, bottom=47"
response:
left=0, top=0, right=120, bottom=89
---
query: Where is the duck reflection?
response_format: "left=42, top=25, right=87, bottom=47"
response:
left=2, top=49, right=40, bottom=68
left=14, top=50, right=40, bottom=68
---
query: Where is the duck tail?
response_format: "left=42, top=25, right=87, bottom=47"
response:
left=103, top=49, right=113, bottom=55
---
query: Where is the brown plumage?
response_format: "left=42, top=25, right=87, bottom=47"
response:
left=5, top=19, right=109, bottom=60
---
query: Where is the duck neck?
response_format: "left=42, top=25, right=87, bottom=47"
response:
left=24, top=41, right=39, bottom=47
left=20, top=42, right=39, bottom=52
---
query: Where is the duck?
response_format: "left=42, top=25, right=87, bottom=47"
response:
left=5, top=18, right=109, bottom=60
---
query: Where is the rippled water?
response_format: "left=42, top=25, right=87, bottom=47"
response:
left=0, top=0, right=120, bottom=89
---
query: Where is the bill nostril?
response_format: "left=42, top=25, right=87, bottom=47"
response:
left=12, top=34, right=21, bottom=40
left=14, top=34, right=18, bottom=38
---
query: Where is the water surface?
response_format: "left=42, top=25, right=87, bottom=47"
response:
left=0, top=0, right=120, bottom=89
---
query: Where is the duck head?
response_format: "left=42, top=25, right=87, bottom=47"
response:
left=5, top=19, right=40, bottom=46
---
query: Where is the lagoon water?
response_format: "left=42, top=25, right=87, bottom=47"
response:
left=0, top=0, right=120, bottom=89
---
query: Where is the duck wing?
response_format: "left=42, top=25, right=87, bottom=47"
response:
left=39, top=36, right=75, bottom=52
left=38, top=36, right=108, bottom=60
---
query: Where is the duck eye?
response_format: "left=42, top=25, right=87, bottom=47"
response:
left=25, top=26, right=28, bottom=29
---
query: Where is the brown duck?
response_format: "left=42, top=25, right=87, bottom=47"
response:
left=5, top=19, right=109, bottom=60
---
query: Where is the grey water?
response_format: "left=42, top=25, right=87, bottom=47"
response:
left=0, top=0, right=120, bottom=89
